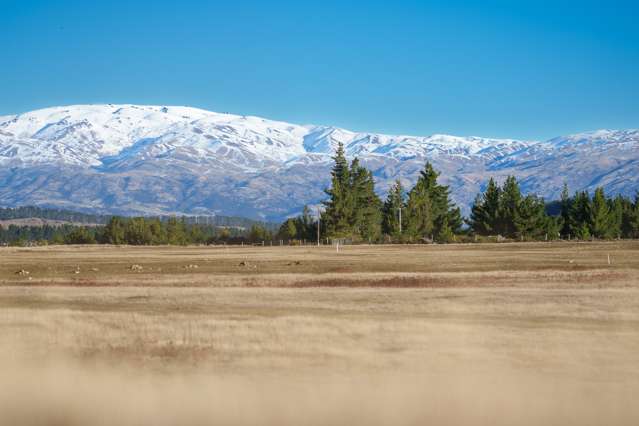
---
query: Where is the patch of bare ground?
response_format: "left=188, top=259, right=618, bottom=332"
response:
left=3, top=270, right=635, bottom=290
left=288, top=270, right=634, bottom=288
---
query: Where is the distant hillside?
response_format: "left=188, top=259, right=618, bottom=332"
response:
left=0, top=206, right=278, bottom=230
left=0, top=218, right=98, bottom=228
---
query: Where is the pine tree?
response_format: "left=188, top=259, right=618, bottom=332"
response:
left=578, top=223, right=592, bottom=240
left=322, top=152, right=381, bottom=241
left=559, top=183, right=571, bottom=237
left=64, top=227, right=96, bottom=245
left=468, top=194, right=487, bottom=235
left=544, top=215, right=562, bottom=240
left=348, top=158, right=368, bottom=233
left=447, top=205, right=463, bottom=235
left=278, top=219, right=297, bottom=240
left=322, top=142, right=352, bottom=238
left=436, top=216, right=455, bottom=243
left=498, top=176, right=522, bottom=238
left=514, top=195, right=547, bottom=240
left=609, top=195, right=625, bottom=239
left=630, top=194, right=639, bottom=238
left=381, top=179, right=405, bottom=239
left=467, top=178, right=501, bottom=235
left=590, top=187, right=612, bottom=239
left=357, top=169, right=382, bottom=242
left=405, top=164, right=437, bottom=240
left=405, top=162, right=457, bottom=241
left=569, top=191, right=591, bottom=239
left=483, top=178, right=501, bottom=234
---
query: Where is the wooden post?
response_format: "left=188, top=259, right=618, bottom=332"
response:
left=317, top=207, right=321, bottom=247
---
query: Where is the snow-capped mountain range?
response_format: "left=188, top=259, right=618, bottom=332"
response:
left=0, top=104, right=637, bottom=221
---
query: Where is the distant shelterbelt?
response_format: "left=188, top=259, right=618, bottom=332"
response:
left=0, top=206, right=276, bottom=230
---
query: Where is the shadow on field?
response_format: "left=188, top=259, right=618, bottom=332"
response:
left=288, top=270, right=629, bottom=288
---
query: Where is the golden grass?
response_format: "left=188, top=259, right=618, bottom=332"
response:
left=1, top=242, right=638, bottom=425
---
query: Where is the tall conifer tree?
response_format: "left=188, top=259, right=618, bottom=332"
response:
left=569, top=191, right=591, bottom=239
left=559, top=183, right=572, bottom=237
left=515, top=195, right=547, bottom=240
left=468, top=178, right=501, bottom=235
left=382, top=179, right=405, bottom=238
left=405, top=162, right=458, bottom=241
left=322, top=142, right=351, bottom=237
left=498, top=176, right=522, bottom=238
left=590, top=187, right=612, bottom=239
left=630, top=194, right=639, bottom=238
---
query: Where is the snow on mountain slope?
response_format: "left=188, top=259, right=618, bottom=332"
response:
left=0, top=104, right=637, bottom=220
left=0, top=104, right=527, bottom=167
left=0, top=105, right=312, bottom=168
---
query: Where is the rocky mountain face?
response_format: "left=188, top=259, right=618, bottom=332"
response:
left=0, top=104, right=637, bottom=221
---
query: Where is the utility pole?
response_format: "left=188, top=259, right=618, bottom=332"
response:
left=317, top=207, right=321, bottom=246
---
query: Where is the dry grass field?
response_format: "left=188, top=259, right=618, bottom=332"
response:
left=1, top=242, right=638, bottom=425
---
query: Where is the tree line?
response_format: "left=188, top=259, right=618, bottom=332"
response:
left=279, top=143, right=462, bottom=243
left=0, top=217, right=275, bottom=246
left=467, top=177, right=560, bottom=240
left=0, top=224, right=79, bottom=246
left=468, top=179, right=639, bottom=240
left=279, top=142, right=639, bottom=242
left=0, top=206, right=277, bottom=230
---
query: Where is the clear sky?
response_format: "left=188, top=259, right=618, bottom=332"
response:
left=1, top=0, right=638, bottom=140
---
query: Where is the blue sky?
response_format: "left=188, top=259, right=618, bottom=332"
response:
left=1, top=0, right=638, bottom=139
